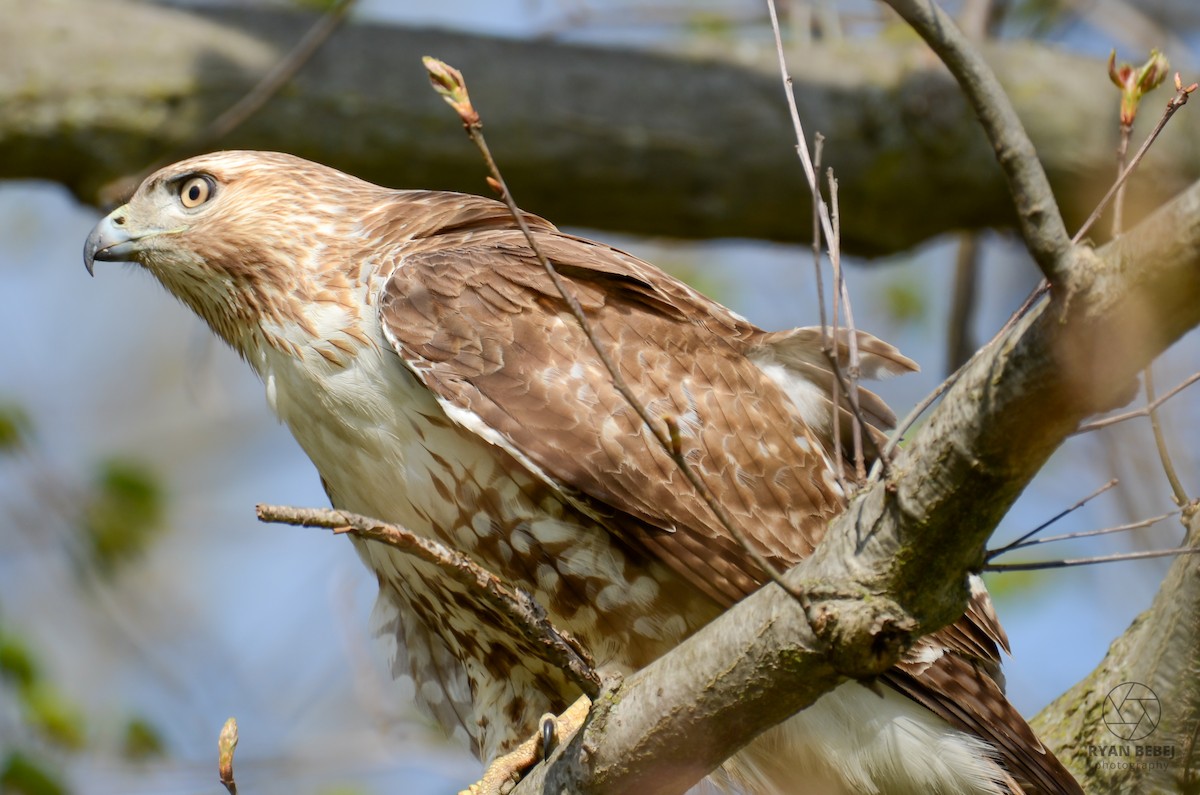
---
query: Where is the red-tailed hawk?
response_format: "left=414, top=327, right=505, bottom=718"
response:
left=85, top=151, right=1080, bottom=794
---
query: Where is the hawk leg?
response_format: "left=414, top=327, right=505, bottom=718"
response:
left=458, top=695, right=591, bottom=795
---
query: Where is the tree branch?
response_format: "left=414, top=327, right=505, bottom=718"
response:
left=254, top=504, right=601, bottom=700
left=881, top=0, right=1072, bottom=285
left=7, top=0, right=1200, bottom=254
left=1030, top=505, right=1200, bottom=791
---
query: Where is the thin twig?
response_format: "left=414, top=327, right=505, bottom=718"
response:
left=422, top=58, right=810, bottom=606
left=1104, top=55, right=1190, bottom=505
left=826, top=169, right=868, bottom=481
left=880, top=369, right=960, bottom=465
left=256, top=503, right=601, bottom=698
left=883, top=0, right=1073, bottom=285
left=1073, top=75, right=1199, bottom=245
left=998, top=279, right=1051, bottom=339
left=1113, top=119, right=1133, bottom=235
left=811, top=137, right=844, bottom=491
left=1075, top=371, right=1200, bottom=433
left=766, top=0, right=880, bottom=481
left=99, top=0, right=358, bottom=206
left=1107, top=70, right=1194, bottom=507
left=984, top=546, right=1200, bottom=572
left=1144, top=365, right=1191, bottom=505
left=989, top=508, right=1177, bottom=559
left=810, top=134, right=829, bottom=334
left=764, top=0, right=837, bottom=250
left=987, top=479, right=1119, bottom=558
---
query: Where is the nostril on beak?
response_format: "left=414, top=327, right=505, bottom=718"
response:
left=114, top=215, right=126, bottom=226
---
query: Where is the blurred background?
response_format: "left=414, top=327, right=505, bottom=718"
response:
left=2, top=1, right=1199, bottom=793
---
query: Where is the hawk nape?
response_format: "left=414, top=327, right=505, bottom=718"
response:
left=85, top=151, right=1081, bottom=795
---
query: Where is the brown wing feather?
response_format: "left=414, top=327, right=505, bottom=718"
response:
left=378, top=230, right=845, bottom=605
left=885, top=654, right=1083, bottom=794
left=373, top=200, right=1074, bottom=792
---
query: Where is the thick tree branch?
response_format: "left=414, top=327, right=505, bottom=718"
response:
left=6, top=0, right=1200, bottom=254
left=1030, top=506, right=1200, bottom=791
left=512, top=179, right=1200, bottom=793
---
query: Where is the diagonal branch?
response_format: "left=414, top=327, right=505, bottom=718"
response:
left=1076, top=371, right=1200, bottom=433
left=255, top=503, right=601, bottom=699
left=881, top=0, right=1073, bottom=285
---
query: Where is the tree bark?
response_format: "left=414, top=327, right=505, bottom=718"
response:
left=1030, top=509, right=1200, bottom=793
left=5, top=0, right=1200, bottom=255
left=511, top=177, right=1200, bottom=793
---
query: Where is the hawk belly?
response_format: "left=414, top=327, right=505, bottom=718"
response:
left=259, top=333, right=1010, bottom=794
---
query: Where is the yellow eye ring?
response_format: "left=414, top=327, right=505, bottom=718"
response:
left=179, top=176, right=212, bottom=208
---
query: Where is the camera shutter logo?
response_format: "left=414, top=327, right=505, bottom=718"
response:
left=1104, top=682, right=1161, bottom=741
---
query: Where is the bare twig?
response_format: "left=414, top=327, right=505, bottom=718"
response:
left=810, top=134, right=829, bottom=334
left=988, top=480, right=1118, bottom=559
left=1075, top=371, right=1200, bottom=433
left=984, top=546, right=1200, bottom=572
left=876, top=0, right=1079, bottom=465
left=256, top=503, right=601, bottom=698
left=825, top=169, right=877, bottom=480
left=880, top=369, right=959, bottom=465
left=810, top=137, right=844, bottom=490
left=1102, top=60, right=1192, bottom=508
left=987, top=479, right=1119, bottom=558
left=765, top=1, right=880, bottom=481
left=1143, top=365, right=1191, bottom=505
left=1113, top=117, right=1133, bottom=235
left=218, top=717, right=238, bottom=795
left=1073, top=74, right=1198, bottom=245
left=764, top=0, right=837, bottom=250
left=422, top=57, right=811, bottom=606
left=989, top=508, right=1178, bottom=558
left=999, top=280, right=1051, bottom=339
left=99, top=0, right=358, bottom=206
left=882, top=0, right=1072, bottom=285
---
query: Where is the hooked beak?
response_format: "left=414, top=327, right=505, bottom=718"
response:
left=84, top=208, right=140, bottom=276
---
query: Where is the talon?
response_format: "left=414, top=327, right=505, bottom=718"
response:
left=458, top=696, right=592, bottom=795
left=540, top=712, right=557, bottom=760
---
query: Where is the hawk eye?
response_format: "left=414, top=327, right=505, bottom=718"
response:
left=178, top=176, right=213, bottom=209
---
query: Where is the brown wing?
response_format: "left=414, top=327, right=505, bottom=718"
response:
left=377, top=227, right=846, bottom=606
left=374, top=200, right=1078, bottom=792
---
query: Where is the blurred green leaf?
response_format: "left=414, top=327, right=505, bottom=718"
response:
left=880, top=278, right=926, bottom=326
left=0, top=630, right=40, bottom=690
left=686, top=12, right=734, bottom=39
left=120, top=717, right=166, bottom=762
left=0, top=751, right=69, bottom=795
left=656, top=259, right=730, bottom=308
left=291, top=0, right=342, bottom=10
left=22, top=684, right=86, bottom=751
left=81, top=458, right=165, bottom=573
left=0, top=402, right=32, bottom=454
left=981, top=569, right=1051, bottom=602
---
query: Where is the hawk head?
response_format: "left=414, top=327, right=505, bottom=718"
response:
left=83, top=151, right=382, bottom=352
